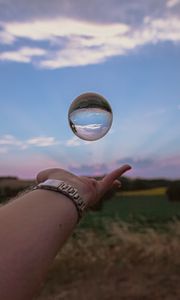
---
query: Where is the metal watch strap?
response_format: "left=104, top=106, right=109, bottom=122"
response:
left=33, top=179, right=86, bottom=220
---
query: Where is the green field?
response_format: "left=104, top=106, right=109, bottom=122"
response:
left=1, top=190, right=180, bottom=229
left=80, top=193, right=180, bottom=230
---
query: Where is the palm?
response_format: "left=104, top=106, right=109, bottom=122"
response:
left=82, top=164, right=131, bottom=207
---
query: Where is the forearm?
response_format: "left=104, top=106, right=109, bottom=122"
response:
left=0, top=164, right=131, bottom=300
left=0, top=189, right=78, bottom=300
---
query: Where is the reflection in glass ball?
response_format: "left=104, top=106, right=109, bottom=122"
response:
left=68, top=92, right=113, bottom=141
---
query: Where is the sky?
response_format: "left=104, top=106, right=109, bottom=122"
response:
left=0, top=0, right=180, bottom=179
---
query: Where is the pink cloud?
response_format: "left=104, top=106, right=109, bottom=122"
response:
left=121, top=155, right=180, bottom=179
left=0, top=154, right=66, bottom=179
left=0, top=153, right=179, bottom=180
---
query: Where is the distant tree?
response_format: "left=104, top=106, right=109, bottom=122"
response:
left=118, top=177, right=171, bottom=191
left=166, top=181, right=180, bottom=202
left=119, top=176, right=132, bottom=191
left=0, top=176, right=18, bottom=181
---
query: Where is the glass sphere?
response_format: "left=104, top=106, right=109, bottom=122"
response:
left=68, top=92, right=113, bottom=141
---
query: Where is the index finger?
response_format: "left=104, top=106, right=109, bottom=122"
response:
left=99, top=164, right=131, bottom=194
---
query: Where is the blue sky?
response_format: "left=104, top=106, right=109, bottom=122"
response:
left=0, top=0, right=180, bottom=179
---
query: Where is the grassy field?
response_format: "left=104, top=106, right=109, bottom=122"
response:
left=1, top=180, right=180, bottom=299
left=37, top=221, right=180, bottom=300
left=80, top=191, right=180, bottom=230
left=1, top=185, right=180, bottom=299
left=34, top=190, right=180, bottom=300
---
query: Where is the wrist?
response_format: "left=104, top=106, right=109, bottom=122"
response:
left=33, top=179, right=89, bottom=221
left=46, top=175, right=96, bottom=208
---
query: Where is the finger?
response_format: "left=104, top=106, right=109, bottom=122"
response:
left=112, top=179, right=122, bottom=189
left=99, top=164, right=131, bottom=194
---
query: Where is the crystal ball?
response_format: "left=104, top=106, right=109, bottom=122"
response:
left=68, top=92, right=113, bottom=141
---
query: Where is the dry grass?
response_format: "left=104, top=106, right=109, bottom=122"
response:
left=36, top=221, right=180, bottom=300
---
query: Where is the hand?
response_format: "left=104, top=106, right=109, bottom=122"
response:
left=36, top=165, right=131, bottom=209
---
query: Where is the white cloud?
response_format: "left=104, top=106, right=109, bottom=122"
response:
left=144, top=16, right=180, bottom=43
left=0, top=134, right=60, bottom=150
left=0, top=47, right=46, bottom=63
left=0, top=14, right=180, bottom=68
left=27, top=136, right=59, bottom=147
left=0, top=134, right=23, bottom=146
left=76, top=124, right=102, bottom=130
left=0, top=134, right=93, bottom=150
left=66, top=136, right=91, bottom=146
left=66, top=136, right=81, bottom=147
left=166, top=0, right=180, bottom=7
left=2, top=18, right=129, bottom=41
left=0, top=31, right=15, bottom=44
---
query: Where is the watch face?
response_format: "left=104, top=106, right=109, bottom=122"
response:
left=40, top=179, right=63, bottom=188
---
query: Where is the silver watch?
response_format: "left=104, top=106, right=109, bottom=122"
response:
left=33, top=179, right=87, bottom=220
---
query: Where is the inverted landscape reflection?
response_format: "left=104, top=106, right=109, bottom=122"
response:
left=69, top=108, right=112, bottom=141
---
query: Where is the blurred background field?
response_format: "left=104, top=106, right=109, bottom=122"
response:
left=36, top=190, right=180, bottom=300
left=1, top=178, right=180, bottom=299
left=37, top=181, right=180, bottom=300
left=81, top=192, right=180, bottom=231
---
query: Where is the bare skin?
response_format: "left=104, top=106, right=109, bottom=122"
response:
left=0, top=164, right=131, bottom=300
